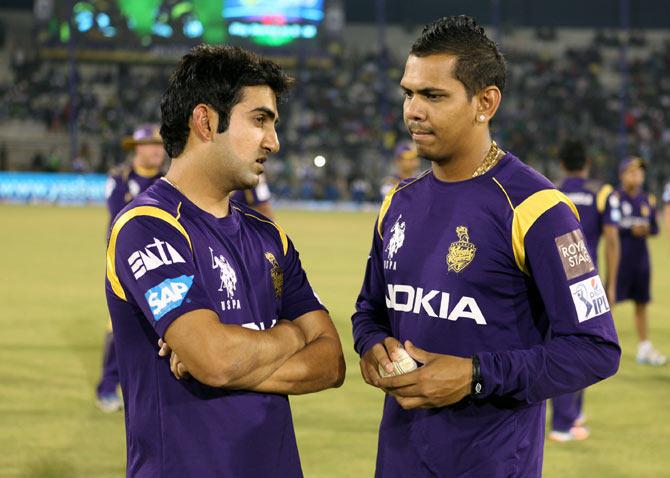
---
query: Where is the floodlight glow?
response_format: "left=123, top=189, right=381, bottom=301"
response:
left=183, top=19, right=204, bottom=38
left=74, top=11, right=94, bottom=32
left=96, top=13, right=111, bottom=28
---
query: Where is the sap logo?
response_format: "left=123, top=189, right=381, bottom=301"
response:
left=145, top=275, right=194, bottom=320
left=128, top=238, right=185, bottom=280
left=570, top=275, right=610, bottom=323
left=385, top=284, right=487, bottom=325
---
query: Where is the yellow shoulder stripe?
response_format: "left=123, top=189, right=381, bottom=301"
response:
left=511, top=189, right=579, bottom=274
left=377, top=170, right=431, bottom=238
left=106, top=206, right=192, bottom=301
left=234, top=207, right=289, bottom=255
left=377, top=185, right=397, bottom=238
left=596, top=184, right=613, bottom=213
left=649, top=194, right=657, bottom=208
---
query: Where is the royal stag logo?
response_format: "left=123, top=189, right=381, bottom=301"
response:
left=386, top=215, right=406, bottom=260
left=447, top=226, right=477, bottom=273
left=264, top=251, right=283, bottom=298
left=209, top=247, right=237, bottom=299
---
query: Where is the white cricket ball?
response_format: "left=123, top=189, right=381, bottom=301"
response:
left=378, top=347, right=418, bottom=377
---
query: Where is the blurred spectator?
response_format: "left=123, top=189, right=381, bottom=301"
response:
left=2, top=33, right=670, bottom=199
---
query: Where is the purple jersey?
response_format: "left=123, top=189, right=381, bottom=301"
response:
left=559, top=177, right=615, bottom=262
left=105, top=166, right=162, bottom=223
left=609, top=188, right=658, bottom=265
left=105, top=179, right=323, bottom=477
left=608, top=189, right=658, bottom=303
left=230, top=174, right=272, bottom=207
left=352, top=153, right=620, bottom=477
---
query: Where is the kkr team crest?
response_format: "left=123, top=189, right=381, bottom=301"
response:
left=265, top=251, right=283, bottom=298
left=447, top=226, right=477, bottom=273
left=209, top=247, right=237, bottom=299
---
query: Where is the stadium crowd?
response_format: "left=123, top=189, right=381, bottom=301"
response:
left=1, top=31, right=669, bottom=200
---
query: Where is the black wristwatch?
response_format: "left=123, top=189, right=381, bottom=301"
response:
left=471, top=354, right=484, bottom=398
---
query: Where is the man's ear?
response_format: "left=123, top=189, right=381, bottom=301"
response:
left=474, top=86, right=502, bottom=124
left=191, top=104, right=217, bottom=142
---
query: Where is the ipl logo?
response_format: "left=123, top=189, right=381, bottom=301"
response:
left=209, top=247, right=238, bottom=299
left=569, top=275, right=610, bottom=323
left=384, top=215, right=406, bottom=270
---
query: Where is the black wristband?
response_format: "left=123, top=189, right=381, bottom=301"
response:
left=471, top=354, right=483, bottom=398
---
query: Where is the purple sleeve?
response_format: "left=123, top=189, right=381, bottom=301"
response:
left=352, top=220, right=392, bottom=357
left=105, top=176, right=127, bottom=223
left=601, top=192, right=620, bottom=226
left=278, top=237, right=326, bottom=320
left=113, top=216, right=214, bottom=338
left=477, top=204, right=621, bottom=403
left=649, top=196, right=659, bottom=235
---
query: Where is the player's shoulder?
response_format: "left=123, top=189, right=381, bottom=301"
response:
left=107, top=163, right=132, bottom=182
left=663, top=182, right=670, bottom=204
left=492, top=153, right=581, bottom=235
left=646, top=192, right=657, bottom=208
left=377, top=170, right=431, bottom=234
left=110, top=182, right=185, bottom=238
left=490, top=153, right=562, bottom=207
left=582, top=179, right=606, bottom=195
left=231, top=200, right=290, bottom=256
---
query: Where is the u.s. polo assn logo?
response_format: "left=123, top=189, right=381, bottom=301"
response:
left=209, top=247, right=241, bottom=311
left=384, top=215, right=406, bottom=270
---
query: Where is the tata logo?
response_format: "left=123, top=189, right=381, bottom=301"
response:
left=128, top=237, right=186, bottom=280
left=145, top=275, right=194, bottom=320
left=385, top=284, right=487, bottom=325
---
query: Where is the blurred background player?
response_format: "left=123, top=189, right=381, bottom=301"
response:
left=611, top=157, right=665, bottom=366
left=549, top=139, right=621, bottom=442
left=96, top=124, right=166, bottom=412
left=379, top=140, right=421, bottom=199
left=230, top=174, right=274, bottom=219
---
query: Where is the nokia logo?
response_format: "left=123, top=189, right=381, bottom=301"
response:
left=385, top=284, right=487, bottom=325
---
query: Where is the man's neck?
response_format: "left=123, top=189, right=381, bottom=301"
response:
left=623, top=185, right=640, bottom=196
left=431, top=136, right=494, bottom=182
left=132, top=161, right=160, bottom=178
left=164, top=152, right=232, bottom=218
left=565, top=170, right=588, bottom=179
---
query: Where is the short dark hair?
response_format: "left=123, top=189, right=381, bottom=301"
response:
left=410, top=15, right=506, bottom=99
left=160, top=45, right=294, bottom=158
left=559, top=140, right=587, bottom=171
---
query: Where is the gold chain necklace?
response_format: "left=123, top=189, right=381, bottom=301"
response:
left=471, top=141, right=505, bottom=178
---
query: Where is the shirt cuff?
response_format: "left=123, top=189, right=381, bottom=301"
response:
left=356, top=332, right=391, bottom=358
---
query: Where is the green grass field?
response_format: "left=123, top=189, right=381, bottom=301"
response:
left=1, top=204, right=669, bottom=477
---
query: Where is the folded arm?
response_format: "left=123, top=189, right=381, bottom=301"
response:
left=164, top=309, right=306, bottom=389
left=250, top=309, right=345, bottom=394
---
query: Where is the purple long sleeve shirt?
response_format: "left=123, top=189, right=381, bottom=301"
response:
left=352, top=153, right=620, bottom=477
